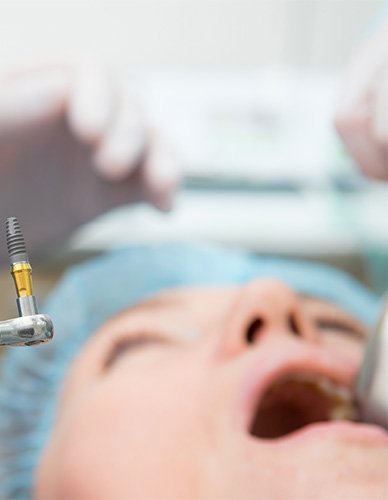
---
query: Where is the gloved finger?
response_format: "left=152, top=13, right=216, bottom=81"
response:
left=368, top=141, right=388, bottom=181
left=372, top=73, right=388, bottom=181
left=93, top=100, right=146, bottom=180
left=335, top=20, right=387, bottom=123
left=0, top=68, right=68, bottom=132
left=336, top=68, right=371, bottom=120
left=67, top=58, right=116, bottom=144
left=141, top=130, right=180, bottom=211
left=336, top=109, right=387, bottom=180
left=373, top=69, right=388, bottom=145
left=377, top=144, right=388, bottom=181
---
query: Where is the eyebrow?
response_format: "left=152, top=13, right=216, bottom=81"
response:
left=107, top=297, right=181, bottom=336
left=118, top=294, right=184, bottom=317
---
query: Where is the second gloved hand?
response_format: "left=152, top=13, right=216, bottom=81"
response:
left=0, top=58, right=180, bottom=258
left=334, top=19, right=388, bottom=181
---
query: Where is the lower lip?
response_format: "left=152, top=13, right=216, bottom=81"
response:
left=260, top=420, right=388, bottom=446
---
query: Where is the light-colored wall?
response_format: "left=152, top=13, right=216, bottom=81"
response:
left=0, top=0, right=383, bottom=72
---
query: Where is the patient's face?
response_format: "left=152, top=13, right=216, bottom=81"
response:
left=36, top=280, right=388, bottom=499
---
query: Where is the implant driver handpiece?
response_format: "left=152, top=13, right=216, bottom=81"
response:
left=0, top=217, right=54, bottom=346
left=355, top=301, right=388, bottom=430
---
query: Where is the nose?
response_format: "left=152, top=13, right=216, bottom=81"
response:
left=216, top=279, right=318, bottom=357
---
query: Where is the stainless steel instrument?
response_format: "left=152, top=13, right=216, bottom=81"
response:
left=0, top=217, right=54, bottom=347
left=355, top=300, right=388, bottom=429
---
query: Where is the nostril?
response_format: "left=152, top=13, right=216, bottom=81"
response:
left=246, top=318, right=265, bottom=344
left=288, top=313, right=301, bottom=336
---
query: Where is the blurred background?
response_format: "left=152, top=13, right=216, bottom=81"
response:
left=0, top=0, right=387, bottom=320
left=0, top=0, right=383, bottom=69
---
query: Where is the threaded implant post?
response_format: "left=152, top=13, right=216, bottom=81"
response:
left=6, top=217, right=29, bottom=264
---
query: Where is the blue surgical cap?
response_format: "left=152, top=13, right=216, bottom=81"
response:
left=0, top=244, right=380, bottom=499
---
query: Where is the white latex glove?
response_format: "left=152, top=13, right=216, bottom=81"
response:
left=334, top=19, right=388, bottom=181
left=0, top=59, right=179, bottom=259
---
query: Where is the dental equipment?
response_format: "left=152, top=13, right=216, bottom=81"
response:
left=0, top=217, right=54, bottom=346
left=356, top=300, right=388, bottom=430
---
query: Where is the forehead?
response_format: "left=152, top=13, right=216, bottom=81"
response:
left=127, top=287, right=237, bottom=312
left=109, top=286, right=237, bottom=327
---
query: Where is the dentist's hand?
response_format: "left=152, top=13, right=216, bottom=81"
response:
left=334, top=19, right=388, bottom=181
left=0, top=59, right=179, bottom=259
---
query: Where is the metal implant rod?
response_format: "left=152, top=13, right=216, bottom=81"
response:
left=6, top=217, right=39, bottom=317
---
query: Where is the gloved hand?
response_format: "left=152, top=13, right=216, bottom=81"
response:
left=334, top=19, right=388, bottom=181
left=0, top=58, right=179, bottom=260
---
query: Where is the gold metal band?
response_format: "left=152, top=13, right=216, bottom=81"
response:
left=11, top=262, right=34, bottom=297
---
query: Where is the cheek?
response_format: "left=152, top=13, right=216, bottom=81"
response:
left=38, top=360, right=210, bottom=499
left=321, top=334, right=363, bottom=366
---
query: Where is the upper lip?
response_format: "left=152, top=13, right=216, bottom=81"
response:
left=237, top=341, right=358, bottom=439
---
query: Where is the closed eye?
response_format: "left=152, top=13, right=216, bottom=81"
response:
left=301, top=295, right=367, bottom=341
left=315, top=318, right=365, bottom=340
left=104, top=334, right=170, bottom=371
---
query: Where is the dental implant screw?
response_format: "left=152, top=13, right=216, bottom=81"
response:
left=6, top=217, right=39, bottom=317
left=6, top=216, right=29, bottom=264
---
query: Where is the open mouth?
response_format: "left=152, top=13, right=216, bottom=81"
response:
left=249, top=372, right=359, bottom=440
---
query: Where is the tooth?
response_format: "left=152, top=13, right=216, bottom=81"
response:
left=285, top=373, right=358, bottom=421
